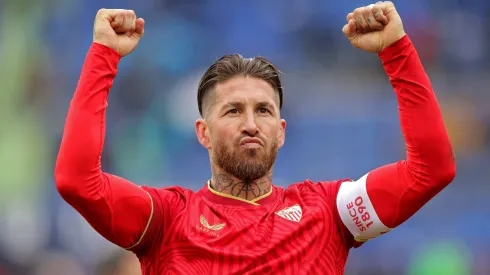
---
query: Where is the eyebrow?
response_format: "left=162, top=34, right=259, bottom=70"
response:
left=256, top=102, right=274, bottom=109
left=221, top=101, right=275, bottom=110
left=222, top=102, right=243, bottom=109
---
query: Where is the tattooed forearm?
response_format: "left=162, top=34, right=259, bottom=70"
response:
left=212, top=172, right=272, bottom=200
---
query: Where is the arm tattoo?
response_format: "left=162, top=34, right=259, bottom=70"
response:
left=214, top=173, right=272, bottom=200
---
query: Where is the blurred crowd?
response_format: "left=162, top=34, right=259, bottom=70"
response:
left=0, top=0, right=489, bottom=274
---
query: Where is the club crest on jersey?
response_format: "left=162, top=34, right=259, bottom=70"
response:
left=275, top=204, right=303, bottom=222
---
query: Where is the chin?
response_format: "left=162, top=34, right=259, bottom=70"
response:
left=243, top=148, right=261, bottom=157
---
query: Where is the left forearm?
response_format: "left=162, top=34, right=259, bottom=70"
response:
left=337, top=4, right=456, bottom=243
left=366, top=35, right=456, bottom=228
left=380, top=35, right=456, bottom=182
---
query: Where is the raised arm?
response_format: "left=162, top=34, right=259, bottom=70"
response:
left=336, top=2, right=456, bottom=244
left=54, top=9, right=153, bottom=250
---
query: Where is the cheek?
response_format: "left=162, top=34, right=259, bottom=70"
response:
left=216, top=121, right=238, bottom=136
left=211, top=127, right=236, bottom=145
left=260, top=120, right=281, bottom=136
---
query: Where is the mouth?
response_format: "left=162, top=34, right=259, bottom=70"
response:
left=240, top=137, right=263, bottom=148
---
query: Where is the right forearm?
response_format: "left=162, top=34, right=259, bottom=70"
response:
left=54, top=43, right=153, bottom=249
left=55, top=42, right=120, bottom=196
left=54, top=9, right=155, bottom=251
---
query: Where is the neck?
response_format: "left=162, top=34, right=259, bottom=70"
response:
left=210, top=170, right=273, bottom=201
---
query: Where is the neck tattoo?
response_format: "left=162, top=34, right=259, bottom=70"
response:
left=212, top=173, right=272, bottom=201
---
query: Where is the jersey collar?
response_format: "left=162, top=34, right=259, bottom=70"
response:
left=201, top=180, right=279, bottom=207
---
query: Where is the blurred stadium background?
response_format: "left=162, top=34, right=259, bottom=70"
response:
left=0, top=0, right=489, bottom=274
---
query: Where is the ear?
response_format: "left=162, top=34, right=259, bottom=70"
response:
left=277, top=119, right=286, bottom=149
left=196, top=118, right=212, bottom=149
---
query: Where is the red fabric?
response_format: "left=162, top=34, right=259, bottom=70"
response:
left=365, top=35, right=455, bottom=229
left=137, top=182, right=352, bottom=275
left=55, top=43, right=153, bottom=250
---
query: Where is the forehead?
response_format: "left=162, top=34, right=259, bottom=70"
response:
left=214, top=76, right=277, bottom=105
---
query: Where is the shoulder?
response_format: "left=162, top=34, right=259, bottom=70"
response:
left=142, top=185, right=194, bottom=194
left=140, top=185, right=195, bottom=203
left=286, top=179, right=353, bottom=200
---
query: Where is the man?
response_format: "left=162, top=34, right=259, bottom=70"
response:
left=55, top=2, right=456, bottom=274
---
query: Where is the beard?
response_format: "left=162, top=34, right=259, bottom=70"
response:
left=214, top=137, right=278, bottom=182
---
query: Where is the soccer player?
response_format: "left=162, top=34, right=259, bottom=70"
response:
left=55, top=2, right=456, bottom=274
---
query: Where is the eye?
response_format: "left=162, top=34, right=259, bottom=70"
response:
left=258, top=107, right=271, bottom=114
left=227, top=109, right=240, bottom=115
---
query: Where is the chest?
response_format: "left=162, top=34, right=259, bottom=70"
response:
left=145, top=197, right=348, bottom=275
left=164, top=198, right=341, bottom=253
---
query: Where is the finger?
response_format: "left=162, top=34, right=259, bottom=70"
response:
left=124, top=10, right=136, bottom=32
left=134, top=18, right=145, bottom=38
left=348, top=19, right=357, bottom=35
left=353, top=7, right=369, bottom=32
left=373, top=1, right=396, bottom=22
left=112, top=10, right=136, bottom=33
left=346, top=12, right=353, bottom=22
left=364, top=6, right=384, bottom=30
left=110, top=12, right=125, bottom=32
left=100, top=8, right=124, bottom=24
left=112, top=15, right=126, bottom=33
left=342, top=19, right=357, bottom=38
left=370, top=5, right=389, bottom=25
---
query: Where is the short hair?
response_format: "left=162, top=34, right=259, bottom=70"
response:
left=197, top=54, right=283, bottom=117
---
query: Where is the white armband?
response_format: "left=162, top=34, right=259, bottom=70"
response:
left=336, top=174, right=391, bottom=242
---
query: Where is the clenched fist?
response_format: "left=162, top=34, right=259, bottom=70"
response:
left=342, top=1, right=405, bottom=53
left=93, top=9, right=145, bottom=57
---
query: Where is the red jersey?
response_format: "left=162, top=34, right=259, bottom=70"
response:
left=55, top=35, right=456, bottom=275
left=136, top=180, right=352, bottom=274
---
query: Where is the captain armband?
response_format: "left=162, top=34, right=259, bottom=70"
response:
left=336, top=174, right=391, bottom=242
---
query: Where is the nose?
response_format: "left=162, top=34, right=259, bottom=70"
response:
left=242, top=112, right=258, bottom=136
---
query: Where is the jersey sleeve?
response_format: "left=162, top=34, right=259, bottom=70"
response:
left=335, top=35, right=456, bottom=246
left=130, top=186, right=187, bottom=255
left=55, top=43, right=185, bottom=254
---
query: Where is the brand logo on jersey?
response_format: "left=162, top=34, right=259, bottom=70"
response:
left=199, top=215, right=226, bottom=231
left=196, top=215, right=225, bottom=238
left=275, top=204, right=302, bottom=222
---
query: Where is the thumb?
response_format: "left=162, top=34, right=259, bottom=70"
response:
left=132, top=18, right=145, bottom=39
left=342, top=19, right=357, bottom=39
